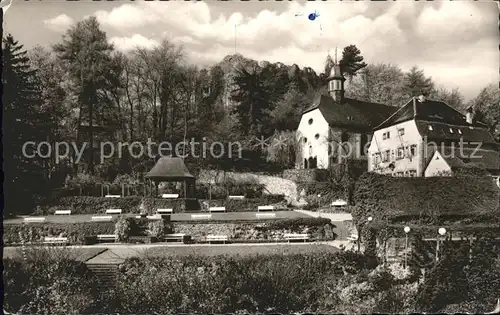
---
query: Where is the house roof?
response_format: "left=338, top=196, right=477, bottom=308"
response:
left=145, top=157, right=195, bottom=181
left=375, top=97, right=489, bottom=130
left=434, top=146, right=500, bottom=175
left=416, top=121, right=498, bottom=145
left=303, top=94, right=396, bottom=131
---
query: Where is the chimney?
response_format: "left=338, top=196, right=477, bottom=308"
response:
left=466, top=106, right=474, bottom=124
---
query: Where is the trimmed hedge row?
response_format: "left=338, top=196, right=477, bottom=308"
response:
left=200, top=194, right=288, bottom=211
left=353, top=172, right=499, bottom=222
left=4, top=222, right=116, bottom=245
left=41, top=195, right=288, bottom=215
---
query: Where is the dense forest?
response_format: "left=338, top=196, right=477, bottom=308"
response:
left=3, top=17, right=499, bottom=212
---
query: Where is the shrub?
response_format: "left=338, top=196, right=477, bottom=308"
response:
left=45, top=196, right=142, bottom=215
left=4, top=222, right=116, bottom=245
left=263, top=217, right=332, bottom=231
left=115, top=217, right=132, bottom=241
left=147, top=220, right=173, bottom=240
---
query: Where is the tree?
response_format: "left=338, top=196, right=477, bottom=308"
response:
left=345, top=63, right=406, bottom=106
left=432, top=87, right=464, bottom=109
left=339, top=45, right=367, bottom=79
left=230, top=66, right=273, bottom=137
left=402, top=66, right=435, bottom=99
left=3, top=34, right=48, bottom=214
left=269, top=86, right=312, bottom=131
left=54, top=16, right=115, bottom=174
left=467, top=83, right=500, bottom=140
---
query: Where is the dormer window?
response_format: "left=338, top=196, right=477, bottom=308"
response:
left=308, top=118, right=313, bottom=125
left=458, top=129, right=462, bottom=134
left=428, top=125, right=433, bottom=131
left=449, top=128, right=454, bottom=133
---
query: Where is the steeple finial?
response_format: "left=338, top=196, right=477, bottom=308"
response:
left=335, top=47, right=338, bottom=64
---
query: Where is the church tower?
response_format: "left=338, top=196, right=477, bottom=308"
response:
left=327, top=48, right=346, bottom=102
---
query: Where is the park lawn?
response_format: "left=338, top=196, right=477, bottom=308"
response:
left=3, top=246, right=107, bottom=262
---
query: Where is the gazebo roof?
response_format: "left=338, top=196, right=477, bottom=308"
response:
left=145, top=157, right=194, bottom=181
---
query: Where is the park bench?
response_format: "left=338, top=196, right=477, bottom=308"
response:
left=54, top=210, right=72, bottom=215
left=105, top=195, right=121, bottom=198
left=161, top=194, right=179, bottom=199
left=209, top=206, right=226, bottom=213
left=228, top=195, right=245, bottom=200
left=157, top=208, right=173, bottom=215
left=206, top=235, right=229, bottom=244
left=146, top=215, right=162, bottom=220
left=256, top=212, right=276, bottom=219
left=164, top=233, right=186, bottom=243
left=191, top=214, right=212, bottom=220
left=97, top=234, right=117, bottom=243
left=284, top=233, right=310, bottom=242
left=44, top=237, right=69, bottom=245
left=135, top=213, right=147, bottom=219
left=257, top=205, right=275, bottom=212
left=105, top=209, right=122, bottom=214
left=91, top=215, right=113, bottom=221
left=23, top=217, right=46, bottom=222
left=347, top=234, right=359, bottom=242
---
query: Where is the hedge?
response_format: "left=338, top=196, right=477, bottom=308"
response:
left=200, top=195, right=288, bottom=211
left=353, top=172, right=499, bottom=222
left=195, top=183, right=265, bottom=199
left=4, top=222, right=116, bottom=245
left=44, top=196, right=142, bottom=214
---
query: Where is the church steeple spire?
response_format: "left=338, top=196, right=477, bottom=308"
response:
left=328, top=47, right=345, bottom=102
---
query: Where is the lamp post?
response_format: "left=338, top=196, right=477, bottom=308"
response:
left=436, top=227, right=447, bottom=262
left=404, top=226, right=410, bottom=269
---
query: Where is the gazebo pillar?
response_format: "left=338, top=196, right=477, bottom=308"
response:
left=155, top=181, right=159, bottom=197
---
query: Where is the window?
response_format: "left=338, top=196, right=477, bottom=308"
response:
left=386, top=132, right=391, bottom=139
left=397, top=147, right=405, bottom=160
left=308, top=118, right=313, bottom=125
left=383, top=133, right=387, bottom=140
left=428, top=125, right=433, bottom=131
left=397, top=172, right=404, bottom=177
left=303, top=137, right=308, bottom=143
left=458, top=129, right=463, bottom=134
left=341, top=132, right=349, bottom=143
left=408, top=170, right=417, bottom=177
left=449, top=128, right=454, bottom=133
left=410, top=144, right=417, bottom=156
left=382, top=150, right=390, bottom=162
left=315, top=133, right=320, bottom=140
left=398, top=128, right=405, bottom=136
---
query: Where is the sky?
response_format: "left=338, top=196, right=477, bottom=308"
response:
left=4, top=0, right=499, bottom=101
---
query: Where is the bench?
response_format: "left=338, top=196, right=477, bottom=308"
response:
left=161, top=194, right=179, bottom=199
left=191, top=214, right=212, bottom=220
left=284, top=233, right=310, bottom=242
left=206, top=235, right=229, bottom=244
left=209, top=206, right=226, bottom=213
left=97, top=234, right=117, bottom=242
left=257, top=205, right=275, bottom=212
left=44, top=237, right=68, bottom=244
left=347, top=234, right=359, bottom=242
left=228, top=195, right=245, bottom=200
left=54, top=210, right=72, bottom=215
left=91, top=215, right=113, bottom=221
left=157, top=208, right=173, bottom=214
left=146, top=215, right=161, bottom=220
left=105, top=195, right=121, bottom=198
left=105, top=209, right=122, bottom=214
left=164, top=233, right=186, bottom=242
left=23, top=217, right=46, bottom=222
left=256, top=212, right=276, bottom=218
left=135, top=213, right=147, bottom=219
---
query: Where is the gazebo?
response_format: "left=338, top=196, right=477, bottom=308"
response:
left=144, top=157, right=195, bottom=198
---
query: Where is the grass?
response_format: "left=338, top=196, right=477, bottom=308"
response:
left=3, top=246, right=107, bottom=262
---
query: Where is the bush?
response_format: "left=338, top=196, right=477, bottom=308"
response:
left=263, top=217, right=332, bottom=231
left=147, top=220, right=173, bottom=240
left=115, top=217, right=132, bottom=241
left=45, top=196, right=142, bottom=215
left=4, top=222, right=116, bottom=245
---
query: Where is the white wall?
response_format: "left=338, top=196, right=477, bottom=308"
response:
left=368, top=120, right=423, bottom=176
left=424, top=151, right=452, bottom=177
left=297, top=109, right=330, bottom=169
